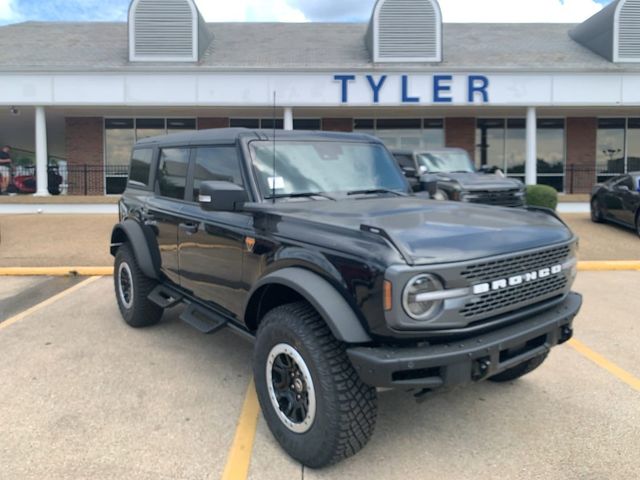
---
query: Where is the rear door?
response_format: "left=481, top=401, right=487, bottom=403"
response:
left=178, top=145, right=252, bottom=318
left=145, top=146, right=190, bottom=286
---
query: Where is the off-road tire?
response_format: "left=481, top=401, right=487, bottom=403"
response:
left=591, top=198, right=604, bottom=223
left=488, top=352, right=549, bottom=383
left=253, top=301, right=377, bottom=468
left=114, top=244, right=163, bottom=328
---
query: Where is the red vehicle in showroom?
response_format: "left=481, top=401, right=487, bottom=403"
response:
left=1, top=165, right=63, bottom=195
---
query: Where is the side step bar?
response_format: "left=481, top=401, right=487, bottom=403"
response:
left=179, top=304, right=228, bottom=334
left=148, top=285, right=183, bottom=309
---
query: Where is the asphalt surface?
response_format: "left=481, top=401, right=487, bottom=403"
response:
left=0, top=272, right=638, bottom=479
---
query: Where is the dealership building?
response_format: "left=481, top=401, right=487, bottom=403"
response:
left=1, top=0, right=640, bottom=195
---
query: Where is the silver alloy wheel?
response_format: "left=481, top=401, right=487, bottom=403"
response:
left=266, top=343, right=317, bottom=434
left=117, top=261, right=134, bottom=310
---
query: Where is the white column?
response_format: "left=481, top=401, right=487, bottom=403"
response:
left=525, top=107, right=537, bottom=186
left=284, top=107, right=293, bottom=131
left=34, top=106, right=49, bottom=196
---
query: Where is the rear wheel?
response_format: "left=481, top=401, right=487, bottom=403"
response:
left=253, top=302, right=377, bottom=468
left=488, top=352, right=548, bottom=383
left=114, top=244, right=163, bottom=327
left=591, top=198, right=604, bottom=223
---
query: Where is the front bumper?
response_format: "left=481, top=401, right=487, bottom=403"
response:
left=348, top=292, right=582, bottom=389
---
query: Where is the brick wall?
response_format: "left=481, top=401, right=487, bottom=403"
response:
left=566, top=117, right=597, bottom=193
left=322, top=118, right=353, bottom=132
left=65, top=117, right=104, bottom=195
left=445, top=118, right=476, bottom=159
left=198, top=117, right=230, bottom=129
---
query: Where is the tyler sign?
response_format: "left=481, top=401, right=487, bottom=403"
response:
left=333, top=74, right=490, bottom=105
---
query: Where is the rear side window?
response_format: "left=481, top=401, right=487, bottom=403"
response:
left=193, top=146, right=244, bottom=199
left=129, top=148, right=153, bottom=187
left=157, top=148, right=190, bottom=199
left=395, top=154, right=414, bottom=168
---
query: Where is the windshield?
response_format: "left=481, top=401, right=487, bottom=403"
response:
left=249, top=141, right=408, bottom=199
left=416, top=151, right=475, bottom=174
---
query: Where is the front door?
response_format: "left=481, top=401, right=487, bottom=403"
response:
left=178, top=145, right=251, bottom=318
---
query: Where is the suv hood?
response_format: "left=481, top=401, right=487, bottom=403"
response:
left=434, top=172, right=522, bottom=191
left=252, top=196, right=574, bottom=265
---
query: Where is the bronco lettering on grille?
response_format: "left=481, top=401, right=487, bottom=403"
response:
left=472, top=265, right=563, bottom=295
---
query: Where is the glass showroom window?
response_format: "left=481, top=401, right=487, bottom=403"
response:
left=597, top=118, right=640, bottom=181
left=104, top=118, right=196, bottom=194
left=476, top=119, right=565, bottom=192
left=230, top=118, right=321, bottom=130
left=354, top=119, right=444, bottom=150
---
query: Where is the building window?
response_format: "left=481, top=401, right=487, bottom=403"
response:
left=596, top=118, right=640, bottom=180
left=104, top=117, right=196, bottom=195
left=354, top=118, right=444, bottom=150
left=476, top=118, right=566, bottom=192
left=230, top=118, right=321, bottom=130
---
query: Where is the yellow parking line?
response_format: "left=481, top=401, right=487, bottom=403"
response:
left=0, top=267, right=113, bottom=276
left=0, top=276, right=102, bottom=331
left=221, top=380, right=261, bottom=480
left=577, top=261, right=640, bottom=272
left=568, top=339, right=640, bottom=392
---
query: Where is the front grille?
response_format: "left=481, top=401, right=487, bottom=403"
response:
left=460, top=275, right=568, bottom=319
left=467, top=190, right=523, bottom=207
left=461, top=245, right=572, bottom=282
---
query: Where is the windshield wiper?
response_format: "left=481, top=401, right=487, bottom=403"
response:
left=265, top=192, right=337, bottom=201
left=346, top=188, right=406, bottom=197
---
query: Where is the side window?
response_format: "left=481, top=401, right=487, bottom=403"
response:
left=192, top=146, right=244, bottom=199
left=129, top=148, right=153, bottom=187
left=157, top=148, right=190, bottom=199
left=395, top=154, right=414, bottom=169
left=615, top=175, right=634, bottom=190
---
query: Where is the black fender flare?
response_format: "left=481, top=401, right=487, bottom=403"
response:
left=246, top=267, right=372, bottom=344
left=110, top=220, right=160, bottom=280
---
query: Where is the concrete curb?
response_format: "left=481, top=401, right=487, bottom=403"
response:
left=0, top=267, right=114, bottom=276
left=1, top=262, right=639, bottom=277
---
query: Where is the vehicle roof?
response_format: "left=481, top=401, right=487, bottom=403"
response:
left=135, top=128, right=382, bottom=147
left=391, top=148, right=467, bottom=155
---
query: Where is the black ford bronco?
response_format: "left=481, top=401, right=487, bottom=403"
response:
left=393, top=148, right=526, bottom=207
left=110, top=129, right=581, bottom=468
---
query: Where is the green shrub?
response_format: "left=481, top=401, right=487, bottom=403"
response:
left=525, top=185, right=558, bottom=211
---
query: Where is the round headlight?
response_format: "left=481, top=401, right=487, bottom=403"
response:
left=402, top=274, right=444, bottom=321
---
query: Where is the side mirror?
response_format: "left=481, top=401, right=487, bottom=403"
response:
left=198, top=181, right=248, bottom=212
left=419, top=174, right=439, bottom=198
left=401, top=166, right=418, bottom=178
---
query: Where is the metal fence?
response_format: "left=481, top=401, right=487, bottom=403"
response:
left=1, top=164, right=129, bottom=196
left=565, top=165, right=624, bottom=194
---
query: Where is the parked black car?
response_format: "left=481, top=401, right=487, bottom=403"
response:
left=110, top=129, right=581, bottom=467
left=392, top=148, right=526, bottom=207
left=591, top=172, right=640, bottom=236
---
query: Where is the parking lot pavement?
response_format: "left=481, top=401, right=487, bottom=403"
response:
left=560, top=213, right=639, bottom=261
left=0, top=272, right=638, bottom=480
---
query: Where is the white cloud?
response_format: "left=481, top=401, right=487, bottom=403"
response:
left=194, top=0, right=307, bottom=22
left=0, top=0, right=19, bottom=23
left=438, top=0, right=604, bottom=23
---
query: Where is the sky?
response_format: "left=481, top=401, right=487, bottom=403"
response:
left=0, top=0, right=615, bottom=25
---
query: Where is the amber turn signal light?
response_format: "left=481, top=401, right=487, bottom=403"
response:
left=383, top=280, right=393, bottom=311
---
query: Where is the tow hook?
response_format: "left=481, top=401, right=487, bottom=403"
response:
left=472, top=357, right=491, bottom=381
left=559, top=326, right=573, bottom=344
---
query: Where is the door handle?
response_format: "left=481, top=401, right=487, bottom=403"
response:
left=179, top=222, right=199, bottom=235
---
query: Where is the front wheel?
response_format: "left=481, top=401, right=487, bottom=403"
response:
left=488, top=352, right=549, bottom=383
left=114, top=244, right=163, bottom=328
left=253, top=302, right=377, bottom=468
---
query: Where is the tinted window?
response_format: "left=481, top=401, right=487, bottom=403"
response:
left=193, top=147, right=244, bottom=199
left=157, top=148, right=189, bottom=199
left=394, top=154, right=414, bottom=168
left=129, top=148, right=153, bottom=186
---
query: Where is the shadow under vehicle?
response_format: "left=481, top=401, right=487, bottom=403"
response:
left=110, top=129, right=581, bottom=468
left=393, top=148, right=526, bottom=207
left=590, top=172, right=640, bottom=237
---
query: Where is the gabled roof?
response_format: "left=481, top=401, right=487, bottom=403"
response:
left=1, top=21, right=639, bottom=72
